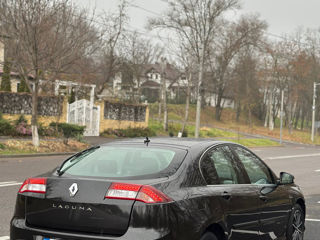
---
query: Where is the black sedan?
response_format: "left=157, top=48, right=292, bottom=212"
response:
left=11, top=138, right=305, bottom=240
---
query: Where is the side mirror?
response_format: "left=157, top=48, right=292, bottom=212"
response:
left=279, top=172, right=294, bottom=185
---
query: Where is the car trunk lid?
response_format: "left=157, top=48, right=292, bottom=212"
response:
left=25, top=177, right=134, bottom=236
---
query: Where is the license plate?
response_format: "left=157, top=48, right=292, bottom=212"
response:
left=35, top=237, right=56, bottom=240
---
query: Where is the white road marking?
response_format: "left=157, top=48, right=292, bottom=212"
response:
left=0, top=181, right=22, bottom=188
left=0, top=236, right=9, bottom=240
left=306, top=218, right=320, bottom=222
left=265, top=153, right=320, bottom=160
left=0, top=181, right=17, bottom=184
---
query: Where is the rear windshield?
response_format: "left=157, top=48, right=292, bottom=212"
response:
left=59, top=145, right=187, bottom=179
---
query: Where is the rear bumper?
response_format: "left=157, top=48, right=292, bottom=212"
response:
left=11, top=218, right=172, bottom=240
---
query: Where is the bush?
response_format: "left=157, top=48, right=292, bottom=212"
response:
left=0, top=143, right=5, bottom=150
left=102, top=127, right=156, bottom=138
left=15, top=115, right=28, bottom=126
left=49, top=122, right=85, bottom=139
left=148, top=120, right=163, bottom=133
left=12, top=115, right=31, bottom=136
left=39, top=124, right=62, bottom=137
left=0, top=119, right=14, bottom=136
left=182, top=129, right=188, bottom=137
left=15, top=122, right=32, bottom=136
left=167, top=123, right=183, bottom=137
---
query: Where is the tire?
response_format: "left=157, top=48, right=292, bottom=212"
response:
left=286, top=204, right=305, bottom=240
left=200, top=232, right=218, bottom=240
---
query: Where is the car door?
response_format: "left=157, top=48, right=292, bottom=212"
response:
left=231, top=145, right=292, bottom=240
left=200, top=145, right=262, bottom=240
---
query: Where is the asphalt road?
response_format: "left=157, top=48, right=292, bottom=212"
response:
left=0, top=143, right=320, bottom=239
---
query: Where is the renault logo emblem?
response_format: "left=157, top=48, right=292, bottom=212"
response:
left=69, top=183, right=78, bottom=197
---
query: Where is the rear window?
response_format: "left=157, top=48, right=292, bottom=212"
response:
left=59, top=145, right=187, bottom=179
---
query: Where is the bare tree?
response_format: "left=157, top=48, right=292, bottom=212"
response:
left=161, top=57, right=169, bottom=131
left=96, top=0, right=128, bottom=96
left=232, top=46, right=262, bottom=126
left=122, top=31, right=163, bottom=102
left=208, top=14, right=267, bottom=121
left=149, top=0, right=240, bottom=138
left=0, top=0, right=99, bottom=146
left=173, top=40, right=198, bottom=134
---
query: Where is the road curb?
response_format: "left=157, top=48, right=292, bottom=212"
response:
left=0, top=152, right=75, bottom=159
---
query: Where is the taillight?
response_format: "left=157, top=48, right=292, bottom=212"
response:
left=106, top=182, right=171, bottom=203
left=106, top=183, right=141, bottom=201
left=19, top=178, right=47, bottom=194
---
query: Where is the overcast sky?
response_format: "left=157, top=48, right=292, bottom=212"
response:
left=75, top=0, right=320, bottom=38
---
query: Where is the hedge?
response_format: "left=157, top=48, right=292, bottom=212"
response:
left=0, top=119, right=14, bottom=136
left=50, top=122, right=85, bottom=139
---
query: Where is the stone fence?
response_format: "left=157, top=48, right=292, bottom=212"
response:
left=104, top=101, right=147, bottom=122
left=0, top=92, right=149, bottom=133
left=0, top=92, right=67, bottom=125
left=0, top=92, right=64, bottom=116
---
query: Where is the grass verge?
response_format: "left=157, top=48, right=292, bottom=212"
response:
left=221, top=138, right=281, bottom=147
left=149, top=119, right=239, bottom=138
left=149, top=120, right=278, bottom=147
left=150, top=103, right=319, bottom=145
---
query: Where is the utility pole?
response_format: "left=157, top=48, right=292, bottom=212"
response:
left=269, top=91, right=274, bottom=131
left=311, top=82, right=320, bottom=142
left=280, top=90, right=284, bottom=144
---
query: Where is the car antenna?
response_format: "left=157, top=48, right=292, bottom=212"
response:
left=144, top=136, right=150, bottom=146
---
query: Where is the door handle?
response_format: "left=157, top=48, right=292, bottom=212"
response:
left=259, top=195, right=268, bottom=202
left=222, top=191, right=231, bottom=200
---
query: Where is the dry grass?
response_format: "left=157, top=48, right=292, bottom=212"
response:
left=0, top=139, right=89, bottom=155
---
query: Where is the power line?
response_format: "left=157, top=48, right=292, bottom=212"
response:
left=66, top=2, right=320, bottom=58
left=133, top=1, right=319, bottom=49
left=127, top=2, right=162, bottom=17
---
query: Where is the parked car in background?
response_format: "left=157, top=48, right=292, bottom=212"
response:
left=11, top=138, right=305, bottom=240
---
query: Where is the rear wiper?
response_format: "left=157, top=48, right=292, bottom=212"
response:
left=56, top=146, right=100, bottom=176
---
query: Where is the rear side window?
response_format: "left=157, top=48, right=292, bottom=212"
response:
left=201, top=146, right=241, bottom=185
left=233, top=146, right=273, bottom=185
left=210, top=147, right=239, bottom=184
left=59, top=146, right=186, bottom=179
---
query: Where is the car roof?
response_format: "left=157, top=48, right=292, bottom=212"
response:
left=101, top=137, right=229, bottom=150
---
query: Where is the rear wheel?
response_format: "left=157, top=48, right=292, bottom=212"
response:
left=200, top=232, right=218, bottom=240
left=287, top=204, right=305, bottom=240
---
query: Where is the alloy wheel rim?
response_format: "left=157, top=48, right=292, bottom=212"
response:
left=292, top=209, right=304, bottom=240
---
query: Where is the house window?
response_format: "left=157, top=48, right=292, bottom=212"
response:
left=30, top=83, right=35, bottom=91
left=17, top=83, right=20, bottom=91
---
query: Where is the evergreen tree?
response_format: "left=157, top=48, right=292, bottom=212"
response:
left=18, top=78, right=30, bottom=93
left=68, top=89, right=75, bottom=103
left=0, top=60, right=11, bottom=91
